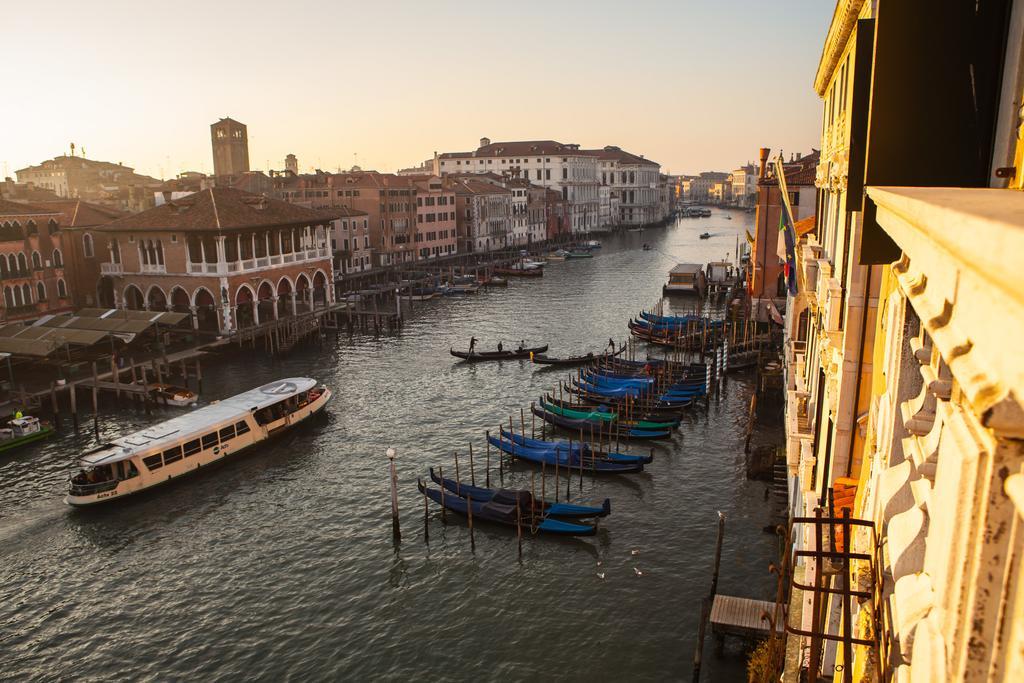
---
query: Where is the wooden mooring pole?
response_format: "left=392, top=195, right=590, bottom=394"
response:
left=387, top=447, right=400, bottom=542
left=692, top=511, right=726, bottom=682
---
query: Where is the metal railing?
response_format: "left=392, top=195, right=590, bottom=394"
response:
left=68, top=479, right=119, bottom=496
left=785, top=506, right=888, bottom=683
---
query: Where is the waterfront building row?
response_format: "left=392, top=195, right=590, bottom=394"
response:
left=432, top=138, right=670, bottom=230
left=777, top=2, right=1024, bottom=681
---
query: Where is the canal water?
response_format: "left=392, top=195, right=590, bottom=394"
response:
left=0, top=210, right=777, bottom=682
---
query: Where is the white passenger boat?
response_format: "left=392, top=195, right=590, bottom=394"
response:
left=66, top=378, right=331, bottom=506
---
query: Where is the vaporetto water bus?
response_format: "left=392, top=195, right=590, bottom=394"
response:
left=66, top=378, right=331, bottom=506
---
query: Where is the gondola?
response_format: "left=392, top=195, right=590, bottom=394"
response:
left=537, top=397, right=679, bottom=430
left=531, top=347, right=624, bottom=366
left=564, top=384, right=695, bottom=414
left=544, top=393, right=685, bottom=423
left=429, top=468, right=610, bottom=518
left=417, top=480, right=598, bottom=535
left=487, top=434, right=646, bottom=473
left=498, top=429, right=653, bottom=464
left=450, top=344, right=548, bottom=361
left=530, top=405, right=672, bottom=440
left=699, top=232, right=711, bottom=239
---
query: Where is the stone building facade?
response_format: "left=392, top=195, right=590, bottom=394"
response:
left=781, top=2, right=1024, bottom=680
left=435, top=139, right=601, bottom=233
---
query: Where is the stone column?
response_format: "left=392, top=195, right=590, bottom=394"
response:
left=215, top=237, right=226, bottom=268
left=189, top=305, right=199, bottom=330
left=252, top=299, right=260, bottom=326
left=289, top=292, right=297, bottom=316
left=271, top=296, right=280, bottom=320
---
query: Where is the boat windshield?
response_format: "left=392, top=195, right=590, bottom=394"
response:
left=253, top=387, right=324, bottom=426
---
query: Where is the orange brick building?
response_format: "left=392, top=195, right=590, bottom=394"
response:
left=0, top=199, right=73, bottom=323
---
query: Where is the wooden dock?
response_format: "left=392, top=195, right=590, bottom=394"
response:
left=709, top=594, right=782, bottom=640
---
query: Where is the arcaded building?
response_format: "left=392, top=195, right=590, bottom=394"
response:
left=91, top=187, right=339, bottom=334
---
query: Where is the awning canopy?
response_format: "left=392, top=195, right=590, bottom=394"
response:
left=0, top=307, right=189, bottom=359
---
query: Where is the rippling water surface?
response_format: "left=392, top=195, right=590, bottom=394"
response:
left=0, top=211, right=776, bottom=681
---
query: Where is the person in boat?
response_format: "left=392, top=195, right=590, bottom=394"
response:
left=517, top=340, right=525, bottom=352
left=469, top=336, right=477, bottom=354
left=497, top=341, right=503, bottom=352
left=608, top=338, right=615, bottom=351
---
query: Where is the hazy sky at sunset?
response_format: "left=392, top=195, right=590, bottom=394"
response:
left=3, top=0, right=833, bottom=180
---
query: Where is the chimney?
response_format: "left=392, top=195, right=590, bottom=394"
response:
left=758, top=148, right=770, bottom=178
left=480, top=137, right=491, bottom=148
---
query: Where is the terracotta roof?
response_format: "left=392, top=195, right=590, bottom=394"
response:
left=581, top=146, right=660, bottom=167
left=794, top=215, right=816, bottom=237
left=332, top=206, right=368, bottom=218
left=32, top=200, right=124, bottom=227
left=451, top=179, right=511, bottom=195
left=0, top=198, right=61, bottom=216
left=440, top=140, right=582, bottom=159
left=97, top=187, right=342, bottom=232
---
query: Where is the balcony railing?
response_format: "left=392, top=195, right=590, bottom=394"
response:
left=184, top=247, right=330, bottom=276
left=100, top=262, right=123, bottom=275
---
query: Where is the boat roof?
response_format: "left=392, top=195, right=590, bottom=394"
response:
left=80, top=378, right=318, bottom=466
left=670, top=263, right=702, bottom=274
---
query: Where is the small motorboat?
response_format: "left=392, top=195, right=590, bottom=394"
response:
left=146, top=383, right=199, bottom=407
left=0, top=415, right=54, bottom=453
left=586, top=240, right=602, bottom=249
left=565, top=249, right=594, bottom=259
left=450, top=343, right=549, bottom=362
left=642, top=244, right=652, bottom=251
left=494, top=266, right=543, bottom=278
left=546, top=250, right=568, bottom=262
left=699, top=232, right=711, bottom=239
left=481, top=276, right=508, bottom=287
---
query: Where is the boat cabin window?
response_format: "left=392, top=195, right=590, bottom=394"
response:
left=183, top=438, right=202, bottom=456
left=235, top=420, right=251, bottom=435
left=201, top=432, right=218, bottom=450
left=219, top=425, right=235, bottom=441
left=163, top=445, right=183, bottom=464
left=143, top=454, right=163, bottom=471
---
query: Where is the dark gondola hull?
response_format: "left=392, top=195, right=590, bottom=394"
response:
left=530, top=405, right=672, bottom=440
left=531, top=347, right=624, bottom=366
left=429, top=468, right=610, bottom=517
left=450, top=344, right=549, bottom=362
left=418, top=480, right=597, bottom=535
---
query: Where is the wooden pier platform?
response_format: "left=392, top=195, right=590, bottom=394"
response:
left=709, top=594, right=782, bottom=640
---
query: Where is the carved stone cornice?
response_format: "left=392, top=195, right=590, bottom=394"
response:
left=870, top=187, right=1024, bottom=438
left=814, top=0, right=868, bottom=96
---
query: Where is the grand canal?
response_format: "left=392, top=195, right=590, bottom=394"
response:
left=0, top=210, right=777, bottom=681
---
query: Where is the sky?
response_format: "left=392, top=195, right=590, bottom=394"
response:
left=2, top=0, right=834, bottom=180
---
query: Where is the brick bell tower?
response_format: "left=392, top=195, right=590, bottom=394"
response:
left=210, top=117, right=250, bottom=177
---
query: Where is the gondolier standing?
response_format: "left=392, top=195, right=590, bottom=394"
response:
left=497, top=341, right=503, bottom=352
left=469, top=337, right=477, bottom=354
left=608, top=338, right=615, bottom=352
